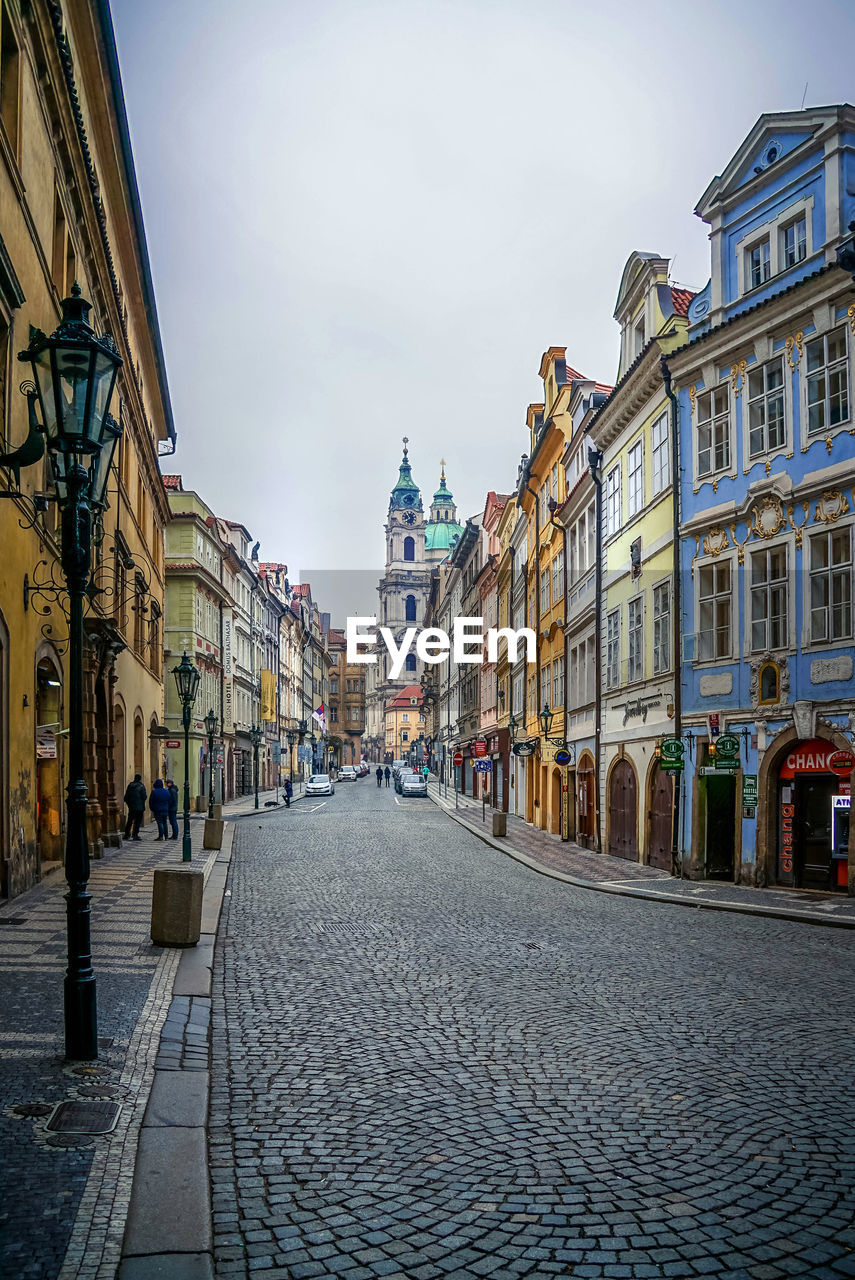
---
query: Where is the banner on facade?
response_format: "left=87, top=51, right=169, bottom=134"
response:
left=261, top=668, right=276, bottom=723
left=222, top=611, right=234, bottom=734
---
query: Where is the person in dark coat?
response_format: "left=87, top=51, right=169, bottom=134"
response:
left=384, top=766, right=391, bottom=787
left=123, top=774, right=146, bottom=840
left=284, top=778, right=293, bottom=808
left=166, top=780, right=179, bottom=839
left=149, top=779, right=170, bottom=841
left=376, top=766, right=383, bottom=787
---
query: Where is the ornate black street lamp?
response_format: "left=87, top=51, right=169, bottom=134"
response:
left=250, top=724, right=263, bottom=809
left=204, top=708, right=218, bottom=818
left=538, top=702, right=574, bottom=760
left=4, top=286, right=122, bottom=1061
left=173, top=653, right=200, bottom=861
left=508, top=713, right=519, bottom=744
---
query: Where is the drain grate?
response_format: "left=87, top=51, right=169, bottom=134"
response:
left=46, top=1100, right=121, bottom=1135
left=0, top=917, right=28, bottom=926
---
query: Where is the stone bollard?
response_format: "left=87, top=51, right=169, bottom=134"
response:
left=212, top=803, right=223, bottom=821
left=492, top=811, right=507, bottom=838
left=203, top=818, right=224, bottom=850
left=151, top=867, right=203, bottom=947
left=194, top=795, right=206, bottom=813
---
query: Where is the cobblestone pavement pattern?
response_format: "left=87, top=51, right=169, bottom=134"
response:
left=211, top=782, right=855, bottom=1280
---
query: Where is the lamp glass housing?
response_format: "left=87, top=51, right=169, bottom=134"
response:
left=204, top=708, right=218, bottom=737
left=172, top=653, right=201, bottom=707
left=508, top=713, right=518, bottom=742
left=539, top=703, right=554, bottom=736
left=89, top=414, right=122, bottom=509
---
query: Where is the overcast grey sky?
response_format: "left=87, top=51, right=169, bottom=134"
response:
left=112, top=0, right=855, bottom=579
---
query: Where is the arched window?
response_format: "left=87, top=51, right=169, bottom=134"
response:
left=403, top=536, right=415, bottom=561
left=406, top=653, right=417, bottom=672
left=759, top=661, right=780, bottom=704
left=405, top=594, right=417, bottom=622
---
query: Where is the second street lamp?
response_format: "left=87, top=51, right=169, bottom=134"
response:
left=172, top=653, right=200, bottom=862
left=250, top=725, right=263, bottom=809
left=204, top=708, right=218, bottom=818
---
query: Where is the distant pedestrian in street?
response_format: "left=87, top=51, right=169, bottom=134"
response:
left=149, top=778, right=170, bottom=841
left=284, top=778, right=293, bottom=808
left=376, top=766, right=383, bottom=787
left=166, top=780, right=179, bottom=839
left=384, top=766, right=391, bottom=787
left=123, top=774, right=146, bottom=841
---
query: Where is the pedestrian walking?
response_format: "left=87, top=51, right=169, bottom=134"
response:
left=376, top=766, right=383, bottom=787
left=284, top=778, right=293, bottom=808
left=384, top=766, right=391, bottom=787
left=149, top=778, right=170, bottom=840
left=123, top=774, right=146, bottom=840
left=166, top=779, right=179, bottom=839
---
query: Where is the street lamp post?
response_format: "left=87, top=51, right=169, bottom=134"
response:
left=287, top=729, right=297, bottom=784
left=204, top=708, right=218, bottom=819
left=3, top=285, right=123, bottom=1060
left=173, top=653, right=201, bottom=862
left=250, top=724, right=263, bottom=809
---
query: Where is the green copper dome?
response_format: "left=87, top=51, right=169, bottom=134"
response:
left=425, top=521, right=463, bottom=552
left=389, top=437, right=422, bottom=510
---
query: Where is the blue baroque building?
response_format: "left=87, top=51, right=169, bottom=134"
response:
left=668, top=105, right=855, bottom=893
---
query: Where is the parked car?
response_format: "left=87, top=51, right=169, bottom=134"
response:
left=306, top=774, right=335, bottom=796
left=395, top=767, right=416, bottom=794
left=338, top=766, right=357, bottom=781
left=400, top=773, right=428, bottom=797
left=358, top=762, right=369, bottom=776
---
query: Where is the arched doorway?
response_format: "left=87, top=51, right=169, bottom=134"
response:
left=114, top=700, right=126, bottom=807
left=771, top=734, right=850, bottom=891
left=133, top=711, right=144, bottom=781
left=647, top=761, right=674, bottom=871
left=549, top=767, right=561, bottom=835
left=608, top=757, right=638, bottom=861
left=35, top=656, right=63, bottom=864
left=576, top=751, right=596, bottom=848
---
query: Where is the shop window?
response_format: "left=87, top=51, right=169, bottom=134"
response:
left=759, top=661, right=780, bottom=704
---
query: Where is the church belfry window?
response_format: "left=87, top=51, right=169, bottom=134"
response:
left=404, top=536, right=415, bottom=561
left=405, top=594, right=417, bottom=622
left=406, top=654, right=417, bottom=672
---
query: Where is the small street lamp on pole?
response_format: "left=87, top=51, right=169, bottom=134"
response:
left=173, top=653, right=201, bottom=862
left=204, top=708, right=218, bottom=819
left=3, top=285, right=123, bottom=1060
left=286, top=728, right=297, bottom=783
left=250, top=725, right=263, bottom=809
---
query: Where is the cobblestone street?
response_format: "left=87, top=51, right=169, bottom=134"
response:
left=211, top=782, right=855, bottom=1280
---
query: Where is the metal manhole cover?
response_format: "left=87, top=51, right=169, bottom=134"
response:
left=46, top=1100, right=121, bottom=1135
left=12, top=1103, right=52, bottom=1118
left=76, top=1085, right=123, bottom=1100
left=46, top=1132, right=94, bottom=1148
left=0, top=917, right=27, bottom=926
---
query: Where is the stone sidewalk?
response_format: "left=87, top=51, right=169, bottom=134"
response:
left=430, top=780, right=855, bottom=928
left=0, top=816, right=232, bottom=1280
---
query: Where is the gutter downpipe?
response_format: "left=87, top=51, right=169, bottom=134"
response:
left=523, top=472, right=540, bottom=829
left=660, top=355, right=684, bottom=878
left=588, top=445, right=604, bottom=855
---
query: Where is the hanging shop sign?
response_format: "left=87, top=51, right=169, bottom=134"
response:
left=473, top=739, right=487, bottom=758
left=513, top=740, right=538, bottom=757
left=715, top=734, right=739, bottom=759
left=555, top=749, right=572, bottom=766
left=829, top=750, right=855, bottom=777
left=659, top=737, right=684, bottom=770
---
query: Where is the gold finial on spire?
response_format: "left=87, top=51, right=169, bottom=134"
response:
left=403, top=436, right=409, bottom=454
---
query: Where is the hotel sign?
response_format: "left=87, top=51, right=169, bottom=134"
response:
left=222, top=610, right=234, bottom=734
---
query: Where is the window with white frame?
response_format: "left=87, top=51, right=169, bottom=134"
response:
left=540, top=567, right=550, bottom=613
left=551, top=549, right=564, bottom=604
left=651, top=412, right=670, bottom=495
left=627, top=439, right=643, bottom=517
left=552, top=656, right=564, bottom=707
left=527, top=673, right=537, bottom=719
left=747, top=238, right=771, bottom=290
left=627, top=596, right=643, bottom=682
left=698, top=561, right=732, bottom=661
left=696, top=386, right=730, bottom=478
left=747, top=358, right=785, bottom=457
left=513, top=671, right=524, bottom=715
left=606, top=465, right=621, bottom=535
left=652, top=581, right=671, bottom=674
left=781, top=216, right=807, bottom=269
left=809, top=527, right=853, bottom=643
left=750, top=546, right=788, bottom=652
left=806, top=327, right=849, bottom=435
left=606, top=609, right=620, bottom=688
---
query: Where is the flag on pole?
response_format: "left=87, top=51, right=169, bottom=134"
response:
left=312, top=704, right=327, bottom=734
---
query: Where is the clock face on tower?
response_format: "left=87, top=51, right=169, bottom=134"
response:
left=402, top=510, right=417, bottom=525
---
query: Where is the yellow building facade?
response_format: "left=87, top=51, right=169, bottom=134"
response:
left=0, top=0, right=172, bottom=896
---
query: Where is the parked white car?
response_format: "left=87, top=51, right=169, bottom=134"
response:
left=338, top=766, right=357, bottom=781
left=306, top=774, right=335, bottom=796
left=400, top=773, right=428, bottom=797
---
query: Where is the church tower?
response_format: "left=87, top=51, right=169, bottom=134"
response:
left=424, top=459, right=464, bottom=564
left=377, top=439, right=431, bottom=689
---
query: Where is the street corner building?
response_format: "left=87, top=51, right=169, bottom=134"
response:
left=670, top=105, right=855, bottom=894
left=0, top=0, right=173, bottom=898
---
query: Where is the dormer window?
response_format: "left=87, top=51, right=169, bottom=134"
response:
left=747, top=239, right=771, bottom=290
left=782, top=217, right=806, bottom=268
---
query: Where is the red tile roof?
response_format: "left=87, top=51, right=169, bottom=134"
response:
left=162, top=474, right=182, bottom=490
left=385, top=684, right=423, bottom=710
left=670, top=287, right=695, bottom=318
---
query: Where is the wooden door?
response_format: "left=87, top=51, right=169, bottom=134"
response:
left=647, top=764, right=674, bottom=871
left=608, top=759, right=638, bottom=861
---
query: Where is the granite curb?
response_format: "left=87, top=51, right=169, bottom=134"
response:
left=429, top=788, right=855, bottom=930
left=118, top=822, right=235, bottom=1280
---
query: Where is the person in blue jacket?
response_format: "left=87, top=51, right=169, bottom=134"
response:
left=149, top=779, right=170, bottom=841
